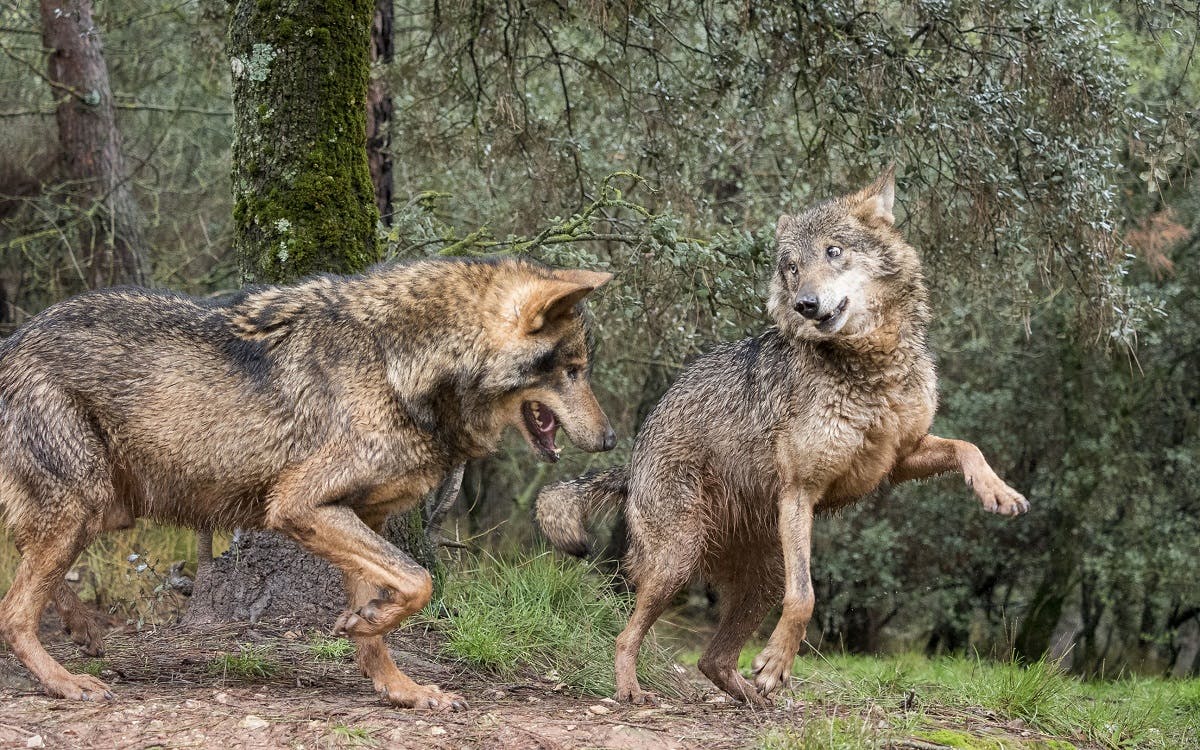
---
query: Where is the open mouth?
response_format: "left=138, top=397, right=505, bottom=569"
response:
left=815, top=297, right=850, bottom=332
left=522, top=401, right=561, bottom=462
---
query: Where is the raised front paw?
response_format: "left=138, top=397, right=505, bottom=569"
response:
left=750, top=642, right=797, bottom=697
left=380, top=682, right=467, bottom=711
left=973, top=473, right=1030, bottom=517
left=44, top=671, right=114, bottom=702
left=334, top=603, right=387, bottom=638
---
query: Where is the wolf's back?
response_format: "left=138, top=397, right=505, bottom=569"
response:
left=535, top=466, right=629, bottom=557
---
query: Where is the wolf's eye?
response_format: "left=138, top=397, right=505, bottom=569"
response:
left=787, top=262, right=798, bottom=276
left=565, top=366, right=581, bottom=381
left=826, top=245, right=843, bottom=259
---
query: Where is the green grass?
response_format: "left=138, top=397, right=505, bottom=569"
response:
left=770, top=652, right=1200, bottom=750
left=327, top=723, right=378, bottom=747
left=207, top=644, right=281, bottom=680
left=423, top=551, right=686, bottom=698
left=307, top=634, right=355, bottom=662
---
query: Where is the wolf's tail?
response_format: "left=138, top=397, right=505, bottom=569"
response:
left=535, top=465, right=629, bottom=557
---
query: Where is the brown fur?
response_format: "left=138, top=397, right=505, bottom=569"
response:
left=0, top=256, right=615, bottom=708
left=536, top=168, right=1028, bottom=705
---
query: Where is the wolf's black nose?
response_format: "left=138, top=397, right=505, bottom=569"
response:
left=794, top=294, right=820, bottom=319
left=601, top=427, right=617, bottom=451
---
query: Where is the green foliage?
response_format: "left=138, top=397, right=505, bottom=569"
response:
left=426, top=552, right=686, bottom=698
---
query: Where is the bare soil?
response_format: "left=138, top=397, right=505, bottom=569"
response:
left=0, top=610, right=1082, bottom=750
left=0, top=613, right=791, bottom=750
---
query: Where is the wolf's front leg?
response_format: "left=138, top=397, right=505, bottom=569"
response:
left=890, top=435, right=1029, bottom=516
left=270, top=480, right=466, bottom=711
left=339, top=571, right=467, bottom=711
left=751, top=492, right=816, bottom=697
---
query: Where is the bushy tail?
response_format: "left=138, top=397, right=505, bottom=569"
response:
left=535, top=466, right=629, bottom=557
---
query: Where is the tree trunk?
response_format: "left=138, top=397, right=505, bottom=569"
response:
left=229, top=0, right=379, bottom=284
left=185, top=0, right=384, bottom=627
left=367, top=0, right=394, bottom=224
left=39, top=0, right=147, bottom=288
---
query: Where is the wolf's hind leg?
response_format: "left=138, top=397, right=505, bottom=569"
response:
left=614, top=516, right=701, bottom=704
left=0, top=512, right=111, bottom=701
left=890, top=434, right=1029, bottom=516
left=699, top=556, right=781, bottom=705
left=52, top=582, right=106, bottom=657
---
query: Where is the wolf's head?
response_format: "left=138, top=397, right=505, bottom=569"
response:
left=768, top=166, right=927, bottom=343
left=480, top=264, right=616, bottom=463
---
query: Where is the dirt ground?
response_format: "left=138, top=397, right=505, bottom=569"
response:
left=0, top=614, right=805, bottom=750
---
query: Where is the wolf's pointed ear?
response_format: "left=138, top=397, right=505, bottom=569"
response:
left=517, top=270, right=612, bottom=335
left=851, top=163, right=896, bottom=227
left=775, top=214, right=795, bottom=238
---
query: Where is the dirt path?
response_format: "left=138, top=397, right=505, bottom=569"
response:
left=0, top=621, right=787, bottom=749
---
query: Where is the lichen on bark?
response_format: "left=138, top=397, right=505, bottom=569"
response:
left=229, top=0, right=379, bottom=283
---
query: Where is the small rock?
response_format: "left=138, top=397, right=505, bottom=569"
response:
left=214, top=692, right=231, bottom=704
left=552, top=682, right=568, bottom=691
left=282, top=630, right=300, bottom=640
left=484, top=689, right=507, bottom=700
left=587, top=704, right=611, bottom=715
left=414, top=720, right=428, bottom=727
left=25, top=736, right=44, bottom=749
left=600, top=697, right=619, bottom=705
left=430, top=727, right=447, bottom=736
left=525, top=696, right=541, bottom=703
left=631, top=709, right=660, bottom=720
left=658, top=703, right=675, bottom=710
left=565, top=724, right=577, bottom=731
left=239, top=715, right=269, bottom=730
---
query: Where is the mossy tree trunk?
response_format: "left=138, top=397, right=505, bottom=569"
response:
left=229, top=0, right=379, bottom=283
left=187, top=0, right=439, bottom=627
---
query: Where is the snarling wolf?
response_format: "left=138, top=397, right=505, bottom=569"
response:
left=0, top=256, right=615, bottom=708
left=536, top=168, right=1028, bottom=705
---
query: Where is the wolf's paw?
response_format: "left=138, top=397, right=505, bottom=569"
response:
left=751, top=643, right=796, bottom=697
left=615, top=685, right=659, bottom=706
left=63, top=616, right=106, bottom=657
left=334, top=604, right=388, bottom=638
left=973, top=474, right=1030, bottom=517
left=380, top=682, right=467, bottom=711
left=44, top=672, right=113, bottom=702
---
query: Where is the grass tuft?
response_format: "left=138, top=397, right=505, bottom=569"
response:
left=425, top=550, right=687, bottom=698
left=307, top=634, right=355, bottom=662
left=328, top=723, right=378, bottom=747
left=207, top=644, right=281, bottom=680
